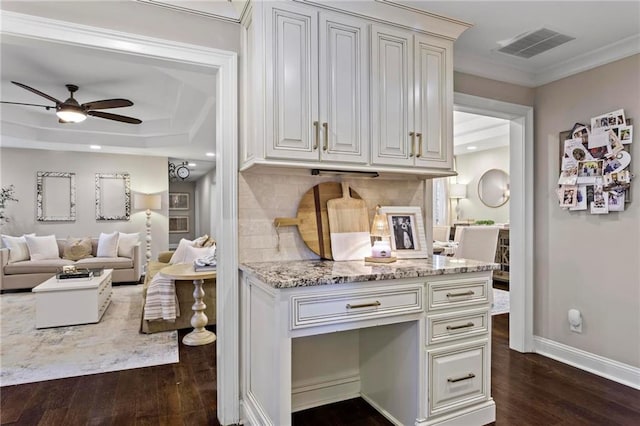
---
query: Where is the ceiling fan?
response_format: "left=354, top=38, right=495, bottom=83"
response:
left=1, top=81, right=142, bottom=124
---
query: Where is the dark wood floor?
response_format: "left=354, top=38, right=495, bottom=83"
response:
left=2, top=317, right=639, bottom=425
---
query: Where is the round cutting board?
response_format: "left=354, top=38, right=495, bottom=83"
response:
left=274, top=182, right=362, bottom=260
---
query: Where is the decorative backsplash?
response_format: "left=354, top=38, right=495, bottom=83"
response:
left=238, top=172, right=426, bottom=262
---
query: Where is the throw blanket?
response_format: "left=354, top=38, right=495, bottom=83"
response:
left=143, top=272, right=180, bottom=321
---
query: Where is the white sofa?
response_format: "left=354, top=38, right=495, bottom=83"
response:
left=0, top=238, right=141, bottom=291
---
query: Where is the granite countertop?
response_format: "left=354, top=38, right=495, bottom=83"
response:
left=239, top=256, right=500, bottom=289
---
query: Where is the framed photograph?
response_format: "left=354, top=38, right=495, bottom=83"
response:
left=379, top=206, right=428, bottom=258
left=169, top=216, right=189, bottom=233
left=168, top=192, right=189, bottom=210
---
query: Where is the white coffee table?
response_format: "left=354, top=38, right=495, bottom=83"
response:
left=32, top=269, right=113, bottom=328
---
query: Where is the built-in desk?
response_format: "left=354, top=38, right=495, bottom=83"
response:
left=239, top=257, right=499, bottom=426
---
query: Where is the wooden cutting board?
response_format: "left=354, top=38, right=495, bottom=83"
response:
left=273, top=182, right=362, bottom=260
left=327, top=182, right=372, bottom=261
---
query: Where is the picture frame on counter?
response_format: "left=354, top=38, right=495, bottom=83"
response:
left=168, top=192, right=189, bottom=210
left=379, top=206, right=428, bottom=259
left=169, top=216, right=189, bottom=233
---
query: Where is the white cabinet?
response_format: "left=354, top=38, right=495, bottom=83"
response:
left=240, top=270, right=495, bottom=426
left=371, top=26, right=453, bottom=170
left=262, top=2, right=368, bottom=164
left=241, top=1, right=469, bottom=177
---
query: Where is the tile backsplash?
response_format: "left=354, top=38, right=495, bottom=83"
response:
left=239, top=171, right=426, bottom=262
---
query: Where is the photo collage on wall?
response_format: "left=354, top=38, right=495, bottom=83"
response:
left=557, top=109, right=633, bottom=214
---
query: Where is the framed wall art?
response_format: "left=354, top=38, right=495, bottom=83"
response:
left=36, top=171, right=76, bottom=222
left=169, top=216, right=189, bottom=233
left=168, top=192, right=189, bottom=210
left=95, top=173, right=131, bottom=220
left=379, top=206, right=428, bottom=258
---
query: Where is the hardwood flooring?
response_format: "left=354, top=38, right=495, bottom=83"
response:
left=2, top=317, right=639, bottom=425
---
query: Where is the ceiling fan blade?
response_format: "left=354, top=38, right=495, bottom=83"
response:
left=88, top=110, right=142, bottom=124
left=12, top=81, right=62, bottom=105
left=82, top=98, right=133, bottom=110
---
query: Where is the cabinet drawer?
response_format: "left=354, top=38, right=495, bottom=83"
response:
left=427, top=277, right=489, bottom=312
left=427, top=339, right=489, bottom=416
left=291, top=284, right=423, bottom=329
left=427, top=309, right=489, bottom=345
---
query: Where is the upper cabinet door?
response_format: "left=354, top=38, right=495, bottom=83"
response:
left=265, top=4, right=319, bottom=160
left=370, top=25, right=414, bottom=166
left=318, top=13, right=368, bottom=164
left=414, top=34, right=453, bottom=169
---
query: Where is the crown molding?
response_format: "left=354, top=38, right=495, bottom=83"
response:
left=454, top=33, right=640, bottom=88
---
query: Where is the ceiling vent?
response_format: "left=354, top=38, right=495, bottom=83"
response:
left=497, top=28, right=575, bottom=59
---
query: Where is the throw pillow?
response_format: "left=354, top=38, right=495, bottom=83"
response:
left=63, top=237, right=93, bottom=261
left=183, top=245, right=215, bottom=264
left=118, top=232, right=140, bottom=258
left=24, top=235, right=60, bottom=260
left=193, top=234, right=209, bottom=247
left=1, top=234, right=35, bottom=263
left=96, top=232, right=119, bottom=257
left=169, top=238, right=193, bottom=264
left=203, top=237, right=216, bottom=248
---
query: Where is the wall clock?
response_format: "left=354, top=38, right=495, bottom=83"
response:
left=176, top=165, right=190, bottom=180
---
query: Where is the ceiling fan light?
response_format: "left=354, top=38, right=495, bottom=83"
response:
left=56, top=105, right=87, bottom=123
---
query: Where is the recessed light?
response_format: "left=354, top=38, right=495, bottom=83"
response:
left=188, top=162, right=196, bottom=167
left=205, top=152, right=215, bottom=157
left=90, top=145, right=101, bottom=150
left=467, top=146, right=477, bottom=150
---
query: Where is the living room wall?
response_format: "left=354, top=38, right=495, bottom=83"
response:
left=0, top=148, right=169, bottom=261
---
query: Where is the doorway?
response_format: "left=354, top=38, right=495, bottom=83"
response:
left=454, top=93, right=534, bottom=353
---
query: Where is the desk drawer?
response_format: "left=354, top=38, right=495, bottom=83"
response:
left=427, top=309, right=489, bottom=345
left=291, top=284, right=423, bottom=329
left=427, top=339, right=489, bottom=416
left=427, top=277, right=489, bottom=312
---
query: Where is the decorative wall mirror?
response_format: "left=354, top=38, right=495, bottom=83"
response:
left=95, top=173, right=131, bottom=220
left=37, top=171, right=76, bottom=221
left=478, top=169, right=510, bottom=208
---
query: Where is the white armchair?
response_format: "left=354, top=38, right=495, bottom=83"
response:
left=453, top=226, right=500, bottom=263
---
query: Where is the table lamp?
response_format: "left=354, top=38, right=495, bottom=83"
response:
left=364, top=206, right=397, bottom=263
left=135, top=193, right=162, bottom=265
left=449, top=183, right=467, bottom=222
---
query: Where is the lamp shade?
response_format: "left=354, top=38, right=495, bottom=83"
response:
left=370, top=207, right=391, bottom=238
left=449, top=183, right=467, bottom=199
left=135, top=193, right=161, bottom=210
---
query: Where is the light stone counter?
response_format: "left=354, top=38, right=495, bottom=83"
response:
left=239, top=255, right=499, bottom=289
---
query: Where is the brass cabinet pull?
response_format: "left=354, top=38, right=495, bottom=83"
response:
left=446, top=322, right=475, bottom=331
left=409, top=132, right=415, bottom=157
left=416, top=132, right=423, bottom=157
left=447, top=373, right=476, bottom=383
left=322, top=122, right=328, bottom=151
left=313, top=121, right=319, bottom=150
left=346, top=301, right=381, bottom=309
left=446, top=290, right=474, bottom=298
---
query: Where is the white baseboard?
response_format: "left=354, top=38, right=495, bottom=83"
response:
left=416, top=401, right=495, bottom=426
left=534, top=336, right=640, bottom=390
left=360, top=393, right=403, bottom=426
left=291, top=373, right=360, bottom=412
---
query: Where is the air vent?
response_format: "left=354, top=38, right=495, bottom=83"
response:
left=497, top=28, right=574, bottom=59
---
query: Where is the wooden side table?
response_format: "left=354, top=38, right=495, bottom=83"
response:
left=160, top=263, right=217, bottom=346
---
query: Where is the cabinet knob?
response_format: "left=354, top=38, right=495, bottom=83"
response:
left=322, top=122, right=328, bottom=151
left=409, top=132, right=415, bottom=157
left=313, top=121, right=319, bottom=150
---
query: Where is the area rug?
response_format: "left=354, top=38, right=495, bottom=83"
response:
left=0, top=285, right=178, bottom=387
left=492, top=288, right=510, bottom=315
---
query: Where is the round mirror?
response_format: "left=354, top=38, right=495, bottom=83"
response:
left=478, top=169, right=510, bottom=208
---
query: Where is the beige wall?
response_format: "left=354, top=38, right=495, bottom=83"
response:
left=456, top=55, right=640, bottom=367
left=454, top=71, right=535, bottom=107
left=239, top=172, right=425, bottom=263
left=533, top=55, right=639, bottom=367
left=455, top=146, right=510, bottom=224
left=0, top=1, right=241, bottom=53
left=0, top=148, right=170, bottom=260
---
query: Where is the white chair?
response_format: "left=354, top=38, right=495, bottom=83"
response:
left=453, top=226, right=500, bottom=263
left=433, top=225, right=451, bottom=242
